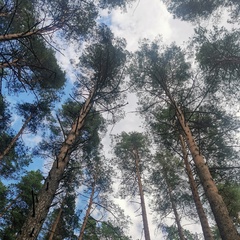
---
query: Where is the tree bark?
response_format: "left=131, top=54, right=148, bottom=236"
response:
left=153, top=76, right=240, bottom=239
left=48, top=207, right=63, bottom=240
left=170, top=97, right=240, bottom=240
left=0, top=25, right=58, bottom=42
left=0, top=113, right=33, bottom=161
left=133, top=148, right=151, bottom=240
left=78, top=176, right=96, bottom=240
left=16, top=90, right=95, bottom=240
left=179, top=135, right=213, bottom=240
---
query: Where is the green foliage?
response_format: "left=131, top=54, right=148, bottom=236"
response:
left=0, top=170, right=43, bottom=239
left=0, top=181, right=8, bottom=211
left=114, top=131, right=150, bottom=159
left=78, top=25, right=127, bottom=106
left=43, top=195, right=78, bottom=240
left=194, top=27, right=240, bottom=96
left=0, top=0, right=37, bottom=35
left=16, top=170, right=43, bottom=206
left=150, top=151, right=197, bottom=227
left=113, top=131, right=150, bottom=179
left=130, top=39, right=190, bottom=105
left=163, top=225, right=198, bottom=240
left=99, top=221, right=132, bottom=239
left=19, top=37, right=66, bottom=90
left=0, top=97, right=11, bottom=131
left=162, top=0, right=240, bottom=22
left=218, top=183, right=240, bottom=225
left=82, top=217, right=131, bottom=240
left=0, top=132, right=30, bottom=179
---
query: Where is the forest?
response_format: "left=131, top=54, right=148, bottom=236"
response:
left=0, top=0, right=240, bottom=239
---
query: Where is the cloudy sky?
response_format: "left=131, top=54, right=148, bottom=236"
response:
left=97, top=1, right=197, bottom=239
left=40, top=1, right=198, bottom=239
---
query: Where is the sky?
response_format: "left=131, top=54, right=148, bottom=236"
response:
left=50, top=1, right=199, bottom=239
left=97, top=1, right=198, bottom=239
left=16, top=0, right=197, bottom=238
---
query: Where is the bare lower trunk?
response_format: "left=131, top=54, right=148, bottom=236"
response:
left=48, top=207, right=63, bottom=240
left=133, top=148, right=151, bottom=240
left=0, top=113, right=33, bottom=161
left=173, top=102, right=240, bottom=240
left=78, top=177, right=96, bottom=240
left=16, top=90, right=95, bottom=240
left=179, top=135, right=213, bottom=240
left=163, top=170, right=185, bottom=240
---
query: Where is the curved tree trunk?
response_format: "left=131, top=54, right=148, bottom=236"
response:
left=179, top=135, right=213, bottom=240
left=16, top=90, right=95, bottom=240
left=133, top=148, right=151, bottom=240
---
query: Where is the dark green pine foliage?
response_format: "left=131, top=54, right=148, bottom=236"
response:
left=113, top=131, right=150, bottom=198
left=0, top=170, right=43, bottom=240
left=43, top=195, right=78, bottom=240
left=162, top=0, right=240, bottom=22
left=150, top=151, right=196, bottom=238
left=82, top=217, right=132, bottom=240
left=162, top=225, right=200, bottom=240
left=194, top=27, right=240, bottom=99
left=0, top=97, right=30, bottom=179
left=218, top=183, right=240, bottom=226
left=0, top=0, right=66, bottom=94
left=82, top=216, right=100, bottom=240
left=149, top=103, right=240, bottom=183
left=99, top=221, right=132, bottom=240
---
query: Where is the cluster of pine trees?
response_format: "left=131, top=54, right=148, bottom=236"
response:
left=0, top=0, right=240, bottom=239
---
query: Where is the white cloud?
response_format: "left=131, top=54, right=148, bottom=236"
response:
left=98, top=1, right=198, bottom=239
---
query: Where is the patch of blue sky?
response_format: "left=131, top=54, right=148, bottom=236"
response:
left=98, top=14, right=112, bottom=27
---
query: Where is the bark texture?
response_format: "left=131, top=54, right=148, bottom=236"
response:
left=0, top=25, right=58, bottom=42
left=48, top=207, right=63, bottom=240
left=179, top=135, right=213, bottom=240
left=78, top=175, right=96, bottom=240
left=158, top=85, right=240, bottom=239
left=133, top=148, right=151, bottom=240
left=16, top=90, right=95, bottom=240
left=174, top=104, right=240, bottom=240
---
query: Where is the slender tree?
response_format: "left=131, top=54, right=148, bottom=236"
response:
left=150, top=151, right=195, bottom=240
left=113, top=132, right=151, bottom=240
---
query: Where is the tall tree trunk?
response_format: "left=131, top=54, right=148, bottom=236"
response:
left=179, top=135, right=213, bottom=240
left=133, top=148, right=151, bottom=240
left=48, top=207, right=63, bottom=240
left=78, top=175, right=96, bottom=240
left=163, top=167, right=185, bottom=240
left=164, top=88, right=240, bottom=240
left=0, top=113, right=33, bottom=161
left=16, top=90, right=95, bottom=240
